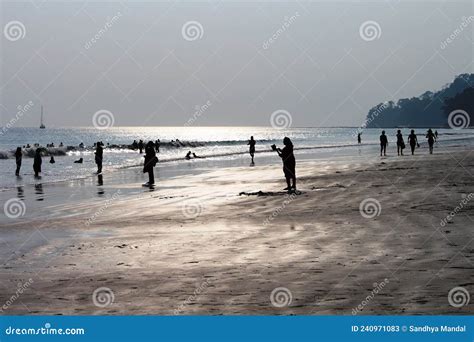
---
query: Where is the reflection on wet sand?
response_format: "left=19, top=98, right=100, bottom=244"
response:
left=97, top=174, right=104, bottom=196
left=17, top=186, right=24, bottom=199
left=34, top=183, right=44, bottom=201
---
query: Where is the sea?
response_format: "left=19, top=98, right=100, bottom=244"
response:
left=1, top=126, right=473, bottom=190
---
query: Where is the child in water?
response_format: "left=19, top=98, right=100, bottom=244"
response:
left=273, top=137, right=296, bottom=193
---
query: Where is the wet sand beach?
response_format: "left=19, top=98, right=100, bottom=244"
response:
left=0, top=149, right=473, bottom=315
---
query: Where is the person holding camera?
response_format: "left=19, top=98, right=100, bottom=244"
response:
left=272, top=137, right=296, bottom=193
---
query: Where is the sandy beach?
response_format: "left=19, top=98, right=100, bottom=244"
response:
left=0, top=148, right=473, bottom=315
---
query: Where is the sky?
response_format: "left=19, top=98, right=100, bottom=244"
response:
left=0, top=0, right=473, bottom=128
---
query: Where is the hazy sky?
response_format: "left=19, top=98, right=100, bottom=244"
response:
left=1, top=0, right=473, bottom=128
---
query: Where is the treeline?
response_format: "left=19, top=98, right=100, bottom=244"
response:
left=365, top=74, right=474, bottom=128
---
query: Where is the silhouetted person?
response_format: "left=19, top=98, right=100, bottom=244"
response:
left=95, top=141, right=103, bottom=174
left=426, top=129, right=435, bottom=154
left=33, top=148, right=42, bottom=178
left=132, top=140, right=138, bottom=150
left=79, top=142, right=84, bottom=148
left=49, top=156, right=55, bottom=164
left=15, top=147, right=22, bottom=176
left=248, top=136, right=256, bottom=164
left=192, top=152, right=203, bottom=159
left=380, top=130, right=388, bottom=156
left=396, top=130, right=405, bottom=156
left=59, top=142, right=64, bottom=147
left=155, top=139, right=160, bottom=153
left=185, top=151, right=192, bottom=160
left=74, top=157, right=83, bottom=164
left=143, top=141, right=157, bottom=186
left=274, top=137, right=296, bottom=193
left=407, top=129, right=418, bottom=155
left=138, top=140, right=144, bottom=154
left=357, top=133, right=361, bottom=144
left=435, top=130, right=438, bottom=140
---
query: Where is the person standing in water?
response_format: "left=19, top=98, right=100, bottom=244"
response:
left=274, top=137, right=296, bottom=193
left=357, top=133, right=361, bottom=144
left=248, top=136, right=256, bottom=164
left=33, top=148, right=42, bottom=178
left=426, top=129, right=436, bottom=154
left=95, top=141, right=103, bottom=174
left=396, top=130, right=405, bottom=156
left=143, top=141, right=157, bottom=186
left=155, top=139, right=160, bottom=153
left=15, top=147, right=22, bottom=176
left=138, top=139, right=144, bottom=154
left=380, top=130, right=388, bottom=156
left=407, top=129, right=418, bottom=155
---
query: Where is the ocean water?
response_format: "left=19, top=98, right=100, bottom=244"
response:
left=1, top=126, right=473, bottom=190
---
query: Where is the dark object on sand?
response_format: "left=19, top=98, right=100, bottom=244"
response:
left=74, top=158, right=83, bottom=164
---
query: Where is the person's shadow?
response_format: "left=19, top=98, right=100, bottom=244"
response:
left=35, top=183, right=44, bottom=201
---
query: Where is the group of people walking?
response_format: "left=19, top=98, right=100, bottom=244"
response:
left=378, top=129, right=438, bottom=156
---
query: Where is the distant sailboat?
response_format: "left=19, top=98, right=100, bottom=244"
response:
left=40, top=105, right=45, bottom=129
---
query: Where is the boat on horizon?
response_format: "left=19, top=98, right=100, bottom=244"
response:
left=40, top=105, right=45, bottom=129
